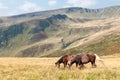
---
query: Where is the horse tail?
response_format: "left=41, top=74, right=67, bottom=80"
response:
left=94, top=54, right=105, bottom=66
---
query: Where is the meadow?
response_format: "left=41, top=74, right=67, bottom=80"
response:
left=0, top=54, right=120, bottom=80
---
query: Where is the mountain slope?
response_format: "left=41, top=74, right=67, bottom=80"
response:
left=0, top=6, right=120, bottom=57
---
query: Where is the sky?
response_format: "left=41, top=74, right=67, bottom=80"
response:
left=0, top=0, right=120, bottom=16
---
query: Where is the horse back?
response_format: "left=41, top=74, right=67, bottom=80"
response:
left=87, top=53, right=96, bottom=60
left=67, top=55, right=76, bottom=61
left=81, top=54, right=90, bottom=63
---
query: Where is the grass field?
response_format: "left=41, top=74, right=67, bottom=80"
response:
left=0, top=55, right=120, bottom=80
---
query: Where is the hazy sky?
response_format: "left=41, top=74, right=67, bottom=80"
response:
left=0, top=0, right=120, bottom=16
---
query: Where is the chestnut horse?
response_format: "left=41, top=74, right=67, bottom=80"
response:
left=55, top=55, right=77, bottom=68
left=68, top=53, right=104, bottom=69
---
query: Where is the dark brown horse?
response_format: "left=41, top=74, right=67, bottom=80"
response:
left=68, top=53, right=104, bottom=69
left=55, top=55, right=76, bottom=68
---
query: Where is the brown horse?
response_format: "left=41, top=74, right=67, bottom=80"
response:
left=55, top=55, right=76, bottom=68
left=68, top=53, right=104, bottom=69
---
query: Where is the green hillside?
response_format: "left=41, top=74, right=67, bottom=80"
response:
left=0, top=6, right=120, bottom=57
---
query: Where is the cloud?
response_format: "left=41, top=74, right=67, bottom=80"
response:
left=7, top=10, right=19, bottom=16
left=63, top=5, right=71, bottom=8
left=19, top=1, right=42, bottom=12
left=0, top=3, right=8, bottom=9
left=48, top=0, right=57, bottom=6
left=66, top=0, right=96, bottom=8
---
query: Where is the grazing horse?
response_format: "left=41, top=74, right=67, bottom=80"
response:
left=55, top=55, right=76, bottom=68
left=68, top=53, right=104, bottom=69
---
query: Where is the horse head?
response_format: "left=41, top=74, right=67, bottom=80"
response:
left=55, top=61, right=60, bottom=68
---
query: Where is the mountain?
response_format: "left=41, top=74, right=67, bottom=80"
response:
left=0, top=6, right=120, bottom=57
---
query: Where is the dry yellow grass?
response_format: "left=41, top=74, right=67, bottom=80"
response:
left=0, top=55, right=120, bottom=80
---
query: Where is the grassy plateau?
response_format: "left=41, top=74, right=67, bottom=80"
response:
left=0, top=54, right=120, bottom=80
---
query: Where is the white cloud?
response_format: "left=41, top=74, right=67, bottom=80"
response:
left=63, top=5, right=71, bottom=8
left=0, top=3, right=8, bottom=9
left=66, top=0, right=96, bottom=8
left=20, top=1, right=42, bottom=12
left=8, top=10, right=19, bottom=16
left=48, top=0, right=57, bottom=6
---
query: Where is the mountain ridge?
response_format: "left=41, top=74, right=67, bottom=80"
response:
left=0, top=6, right=120, bottom=57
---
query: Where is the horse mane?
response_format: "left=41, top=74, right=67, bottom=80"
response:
left=56, top=55, right=68, bottom=64
left=69, top=54, right=80, bottom=65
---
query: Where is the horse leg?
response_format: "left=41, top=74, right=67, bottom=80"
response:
left=80, top=64, right=85, bottom=69
left=78, top=62, right=85, bottom=69
left=63, top=63, right=65, bottom=68
left=76, top=62, right=78, bottom=68
left=64, top=61, right=67, bottom=68
left=78, top=60, right=85, bottom=69
left=91, top=61, right=97, bottom=68
left=58, top=64, right=60, bottom=68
